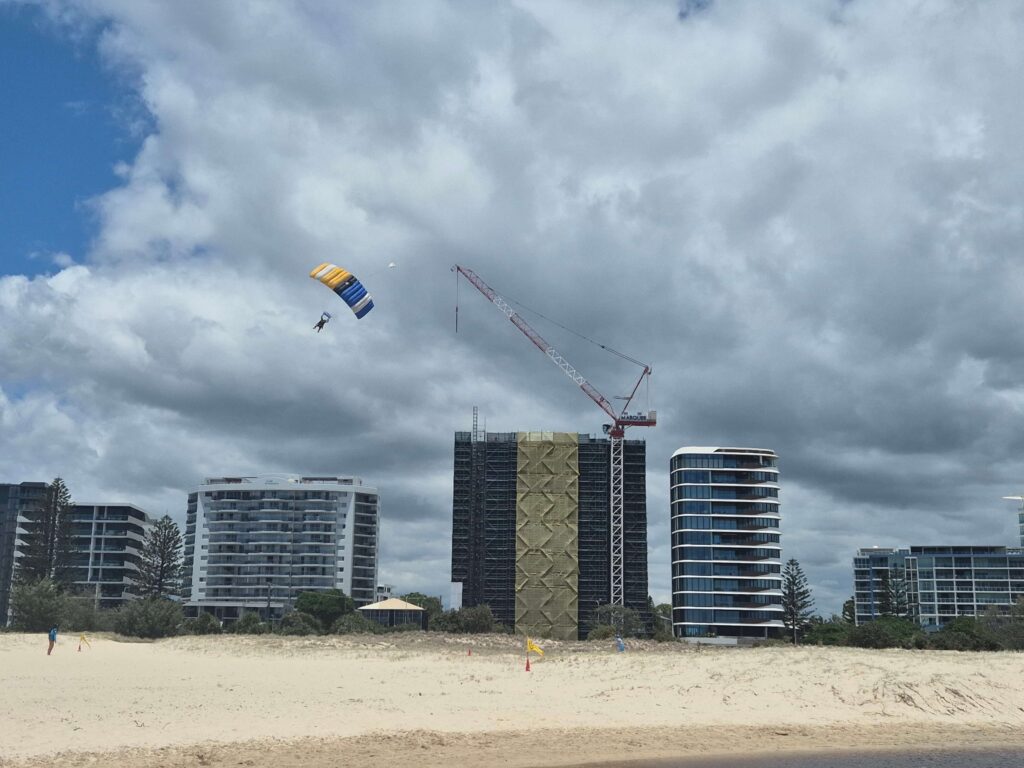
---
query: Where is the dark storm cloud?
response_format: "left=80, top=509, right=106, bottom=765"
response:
left=3, top=0, right=1024, bottom=610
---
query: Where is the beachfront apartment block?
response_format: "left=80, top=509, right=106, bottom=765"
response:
left=183, top=474, right=379, bottom=622
left=670, top=447, right=784, bottom=641
left=66, top=504, right=152, bottom=609
left=451, top=428, right=649, bottom=640
left=853, top=545, right=1024, bottom=630
left=1, top=483, right=152, bottom=622
left=0, top=482, right=49, bottom=623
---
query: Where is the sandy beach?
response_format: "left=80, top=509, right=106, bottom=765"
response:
left=2, top=632, right=1024, bottom=767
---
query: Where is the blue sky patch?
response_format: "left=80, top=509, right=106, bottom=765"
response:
left=0, top=5, right=140, bottom=277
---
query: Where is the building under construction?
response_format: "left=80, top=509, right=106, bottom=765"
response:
left=451, top=425, right=649, bottom=640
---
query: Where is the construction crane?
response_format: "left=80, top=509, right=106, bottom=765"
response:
left=453, top=265, right=656, bottom=607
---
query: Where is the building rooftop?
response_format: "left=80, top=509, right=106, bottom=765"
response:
left=358, top=598, right=425, bottom=612
left=201, top=474, right=368, bottom=487
left=672, top=446, right=777, bottom=457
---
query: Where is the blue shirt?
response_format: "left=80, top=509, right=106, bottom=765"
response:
left=48, top=628, right=57, bottom=642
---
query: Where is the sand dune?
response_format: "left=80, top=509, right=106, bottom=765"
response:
left=2, top=632, right=1023, bottom=766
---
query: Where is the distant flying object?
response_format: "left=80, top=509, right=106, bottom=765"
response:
left=313, top=311, right=332, bottom=333
left=309, top=263, right=374, bottom=319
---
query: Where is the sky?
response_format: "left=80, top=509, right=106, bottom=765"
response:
left=2, top=0, right=1024, bottom=615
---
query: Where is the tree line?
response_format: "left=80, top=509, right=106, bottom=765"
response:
left=781, top=558, right=1024, bottom=651
left=7, top=478, right=186, bottom=633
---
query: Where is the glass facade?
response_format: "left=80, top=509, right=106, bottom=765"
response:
left=670, top=447, right=783, bottom=639
left=854, top=545, right=1024, bottom=629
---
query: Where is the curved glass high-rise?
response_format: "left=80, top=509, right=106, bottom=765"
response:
left=670, top=447, right=783, bottom=639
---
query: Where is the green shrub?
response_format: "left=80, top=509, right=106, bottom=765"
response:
left=9, top=579, right=66, bottom=632
left=332, top=612, right=384, bottom=634
left=278, top=611, right=321, bottom=636
left=590, top=604, right=645, bottom=638
left=979, top=602, right=1024, bottom=650
left=804, top=620, right=852, bottom=646
left=294, top=590, right=353, bottom=632
left=431, top=605, right=497, bottom=634
left=230, top=611, right=267, bottom=635
left=587, top=624, right=617, bottom=641
left=847, top=617, right=924, bottom=649
left=182, top=612, right=222, bottom=635
left=61, top=595, right=115, bottom=633
left=928, top=617, right=1000, bottom=651
left=114, top=598, right=183, bottom=639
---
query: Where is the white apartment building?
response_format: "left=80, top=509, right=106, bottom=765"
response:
left=183, top=474, right=380, bottom=622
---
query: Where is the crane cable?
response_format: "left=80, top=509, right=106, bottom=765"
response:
left=501, top=293, right=650, bottom=371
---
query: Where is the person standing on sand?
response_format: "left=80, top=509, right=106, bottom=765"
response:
left=47, top=626, right=58, bottom=656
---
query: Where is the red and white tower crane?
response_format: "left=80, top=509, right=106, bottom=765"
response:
left=453, top=265, right=656, bottom=607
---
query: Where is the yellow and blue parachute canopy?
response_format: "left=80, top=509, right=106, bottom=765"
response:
left=309, top=263, right=374, bottom=319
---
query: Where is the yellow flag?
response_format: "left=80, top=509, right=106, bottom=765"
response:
left=526, top=636, right=544, bottom=656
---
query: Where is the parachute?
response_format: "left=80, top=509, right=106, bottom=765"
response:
left=309, top=263, right=374, bottom=319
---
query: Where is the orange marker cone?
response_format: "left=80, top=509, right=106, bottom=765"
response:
left=525, top=656, right=531, bottom=672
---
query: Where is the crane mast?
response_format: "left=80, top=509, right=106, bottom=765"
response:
left=453, top=265, right=656, bottom=607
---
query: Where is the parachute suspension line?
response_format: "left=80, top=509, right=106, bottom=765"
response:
left=455, top=268, right=460, bottom=333
left=503, top=293, right=648, bottom=369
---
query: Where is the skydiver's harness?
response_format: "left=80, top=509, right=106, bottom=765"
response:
left=314, top=312, right=332, bottom=332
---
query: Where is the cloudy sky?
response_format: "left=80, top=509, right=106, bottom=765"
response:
left=3, top=0, right=1024, bottom=614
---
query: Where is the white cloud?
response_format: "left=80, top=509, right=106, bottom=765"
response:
left=4, top=0, right=1024, bottom=612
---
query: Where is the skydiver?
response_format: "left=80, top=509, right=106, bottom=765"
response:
left=313, top=312, right=331, bottom=333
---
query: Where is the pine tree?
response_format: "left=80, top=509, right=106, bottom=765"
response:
left=781, top=558, right=815, bottom=644
left=875, top=571, right=894, bottom=617
left=17, top=478, right=75, bottom=587
left=884, top=565, right=910, bottom=618
left=135, top=515, right=184, bottom=597
left=842, top=596, right=856, bottom=624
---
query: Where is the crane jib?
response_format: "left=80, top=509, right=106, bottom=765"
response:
left=453, top=264, right=655, bottom=613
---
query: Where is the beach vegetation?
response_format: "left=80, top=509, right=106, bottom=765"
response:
left=135, top=515, right=185, bottom=598
left=927, top=617, right=1000, bottom=651
left=978, top=599, right=1024, bottom=650
left=590, top=604, right=645, bottom=638
left=841, top=597, right=856, bottom=624
left=61, top=594, right=116, bottom=632
left=803, top=617, right=852, bottom=646
left=294, top=589, right=354, bottom=631
left=16, top=478, right=75, bottom=588
left=277, top=610, right=322, bottom=636
left=332, top=612, right=385, bottom=634
left=781, top=558, right=815, bottom=644
left=587, top=624, right=617, bottom=640
left=431, top=605, right=499, bottom=633
left=847, top=617, right=925, bottom=649
left=114, top=597, right=183, bottom=639
left=182, top=612, right=222, bottom=635
left=9, top=578, right=66, bottom=631
left=231, top=611, right=268, bottom=634
left=652, top=602, right=674, bottom=641
left=400, top=592, right=444, bottom=623
left=876, top=567, right=911, bottom=619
